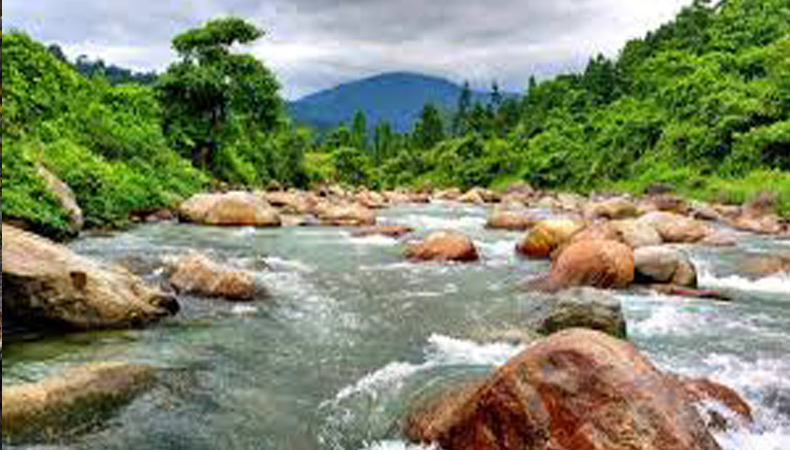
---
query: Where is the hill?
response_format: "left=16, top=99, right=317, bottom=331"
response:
left=289, top=72, right=516, bottom=133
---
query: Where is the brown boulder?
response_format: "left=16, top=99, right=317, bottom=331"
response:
left=179, top=192, right=281, bottom=227
left=516, top=220, right=586, bottom=259
left=317, top=202, right=377, bottom=226
left=2, top=225, right=178, bottom=330
left=406, top=231, right=480, bottom=262
left=732, top=215, right=784, bottom=235
left=263, top=191, right=317, bottom=215
left=3, top=363, right=156, bottom=442
left=584, top=197, right=639, bottom=220
left=170, top=253, right=257, bottom=301
left=458, top=188, right=487, bottom=204
left=486, top=205, right=541, bottom=231
left=541, top=239, right=634, bottom=291
left=737, top=254, right=790, bottom=278
left=611, top=219, right=663, bottom=248
left=434, top=188, right=462, bottom=201
left=405, top=329, right=731, bottom=450
left=638, top=212, right=712, bottom=243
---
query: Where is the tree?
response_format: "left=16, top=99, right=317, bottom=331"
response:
left=413, top=103, right=445, bottom=150
left=157, top=18, right=283, bottom=175
left=453, top=81, right=472, bottom=135
left=352, top=110, right=368, bottom=151
left=373, top=121, right=393, bottom=167
left=491, top=81, right=503, bottom=108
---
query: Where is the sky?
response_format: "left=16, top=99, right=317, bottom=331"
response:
left=4, top=0, right=692, bottom=99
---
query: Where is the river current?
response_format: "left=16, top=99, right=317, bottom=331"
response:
left=3, top=202, right=789, bottom=450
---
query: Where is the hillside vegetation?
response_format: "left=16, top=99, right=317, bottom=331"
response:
left=3, top=0, right=789, bottom=240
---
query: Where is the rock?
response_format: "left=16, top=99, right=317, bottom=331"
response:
left=689, top=201, right=727, bottom=223
left=458, top=188, right=487, bottom=204
left=634, top=246, right=698, bottom=287
left=179, top=192, right=281, bottom=227
left=35, top=164, right=84, bottom=234
left=406, top=231, right=479, bottom=262
left=648, top=285, right=732, bottom=301
left=405, top=329, right=732, bottom=450
left=352, top=225, right=414, bottom=239
left=732, top=214, right=784, bottom=235
left=280, top=214, right=319, bottom=227
left=356, top=191, right=387, bottom=209
left=650, top=194, right=690, bottom=214
left=170, top=253, right=258, bottom=301
left=638, top=211, right=712, bottom=243
left=317, top=202, right=377, bottom=226
left=2, top=363, right=156, bottom=442
left=681, top=377, right=754, bottom=430
left=434, top=188, right=462, bottom=201
left=533, top=288, right=627, bottom=339
left=568, top=222, right=624, bottom=246
left=516, top=219, right=586, bottom=259
left=486, top=205, right=541, bottom=231
left=700, top=231, right=738, bottom=247
left=743, top=192, right=778, bottom=217
left=540, top=239, right=634, bottom=291
left=737, top=254, right=790, bottom=278
left=2, top=225, right=178, bottom=330
left=263, top=191, right=317, bottom=215
left=611, top=219, right=663, bottom=248
left=584, top=197, right=639, bottom=220
left=555, top=192, right=587, bottom=212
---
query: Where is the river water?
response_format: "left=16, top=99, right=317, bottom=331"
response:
left=3, top=202, right=789, bottom=450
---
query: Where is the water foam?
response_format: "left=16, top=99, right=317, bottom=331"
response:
left=698, top=268, right=790, bottom=295
left=358, top=440, right=437, bottom=450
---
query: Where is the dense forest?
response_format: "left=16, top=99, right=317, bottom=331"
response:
left=3, top=0, right=790, bottom=239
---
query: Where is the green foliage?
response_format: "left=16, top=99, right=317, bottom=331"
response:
left=157, top=17, right=286, bottom=182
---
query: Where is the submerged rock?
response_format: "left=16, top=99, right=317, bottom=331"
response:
left=634, top=246, right=698, bottom=288
left=638, top=212, right=712, bottom=244
left=406, top=231, right=480, bottom=262
left=737, top=254, right=790, bottom=278
left=486, top=204, right=540, bottom=231
left=170, top=253, right=258, bottom=301
left=2, top=224, right=178, bottom=331
left=179, top=192, right=282, bottom=227
left=516, top=219, right=586, bottom=259
left=352, top=225, right=414, bottom=239
left=2, top=363, right=156, bottom=442
left=405, top=329, right=738, bottom=450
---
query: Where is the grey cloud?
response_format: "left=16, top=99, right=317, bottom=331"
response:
left=4, top=0, right=692, bottom=98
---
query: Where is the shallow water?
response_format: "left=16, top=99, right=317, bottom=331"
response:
left=3, top=202, right=789, bottom=450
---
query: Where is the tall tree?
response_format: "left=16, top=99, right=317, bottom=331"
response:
left=157, top=18, right=283, bottom=172
left=352, top=110, right=368, bottom=151
left=413, top=103, right=445, bottom=150
left=453, top=81, right=472, bottom=135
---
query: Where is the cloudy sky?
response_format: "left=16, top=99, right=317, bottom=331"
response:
left=5, top=0, right=691, bottom=99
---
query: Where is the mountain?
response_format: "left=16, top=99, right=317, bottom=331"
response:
left=288, top=72, right=517, bottom=133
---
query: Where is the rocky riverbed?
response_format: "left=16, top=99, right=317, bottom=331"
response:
left=2, top=188, right=789, bottom=449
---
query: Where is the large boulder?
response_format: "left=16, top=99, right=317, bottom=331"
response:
left=317, top=202, right=377, bottom=226
left=170, top=253, right=258, bottom=301
left=406, top=231, right=480, bottom=262
left=179, top=192, right=281, bottom=227
left=516, top=219, right=586, bottom=259
left=458, top=188, right=487, bottom=204
left=36, top=164, right=84, bottom=234
left=532, top=288, right=627, bottom=339
left=405, top=329, right=743, bottom=450
left=541, top=239, right=634, bottom=291
left=2, top=225, right=178, bottom=330
left=263, top=191, right=317, bottom=215
left=732, top=214, right=784, bottom=235
left=638, top=212, right=712, bottom=244
left=634, top=246, right=698, bottom=288
left=3, top=363, right=156, bottom=442
left=583, top=197, right=639, bottom=220
left=612, top=219, right=663, bottom=249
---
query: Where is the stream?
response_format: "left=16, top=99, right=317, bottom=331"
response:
left=3, top=202, right=789, bottom=450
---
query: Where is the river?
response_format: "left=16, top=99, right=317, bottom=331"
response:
left=3, top=202, right=789, bottom=450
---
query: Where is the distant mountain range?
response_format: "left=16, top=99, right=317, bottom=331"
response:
left=288, top=72, right=518, bottom=133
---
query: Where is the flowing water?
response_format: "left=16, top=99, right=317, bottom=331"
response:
left=3, top=203, right=789, bottom=450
